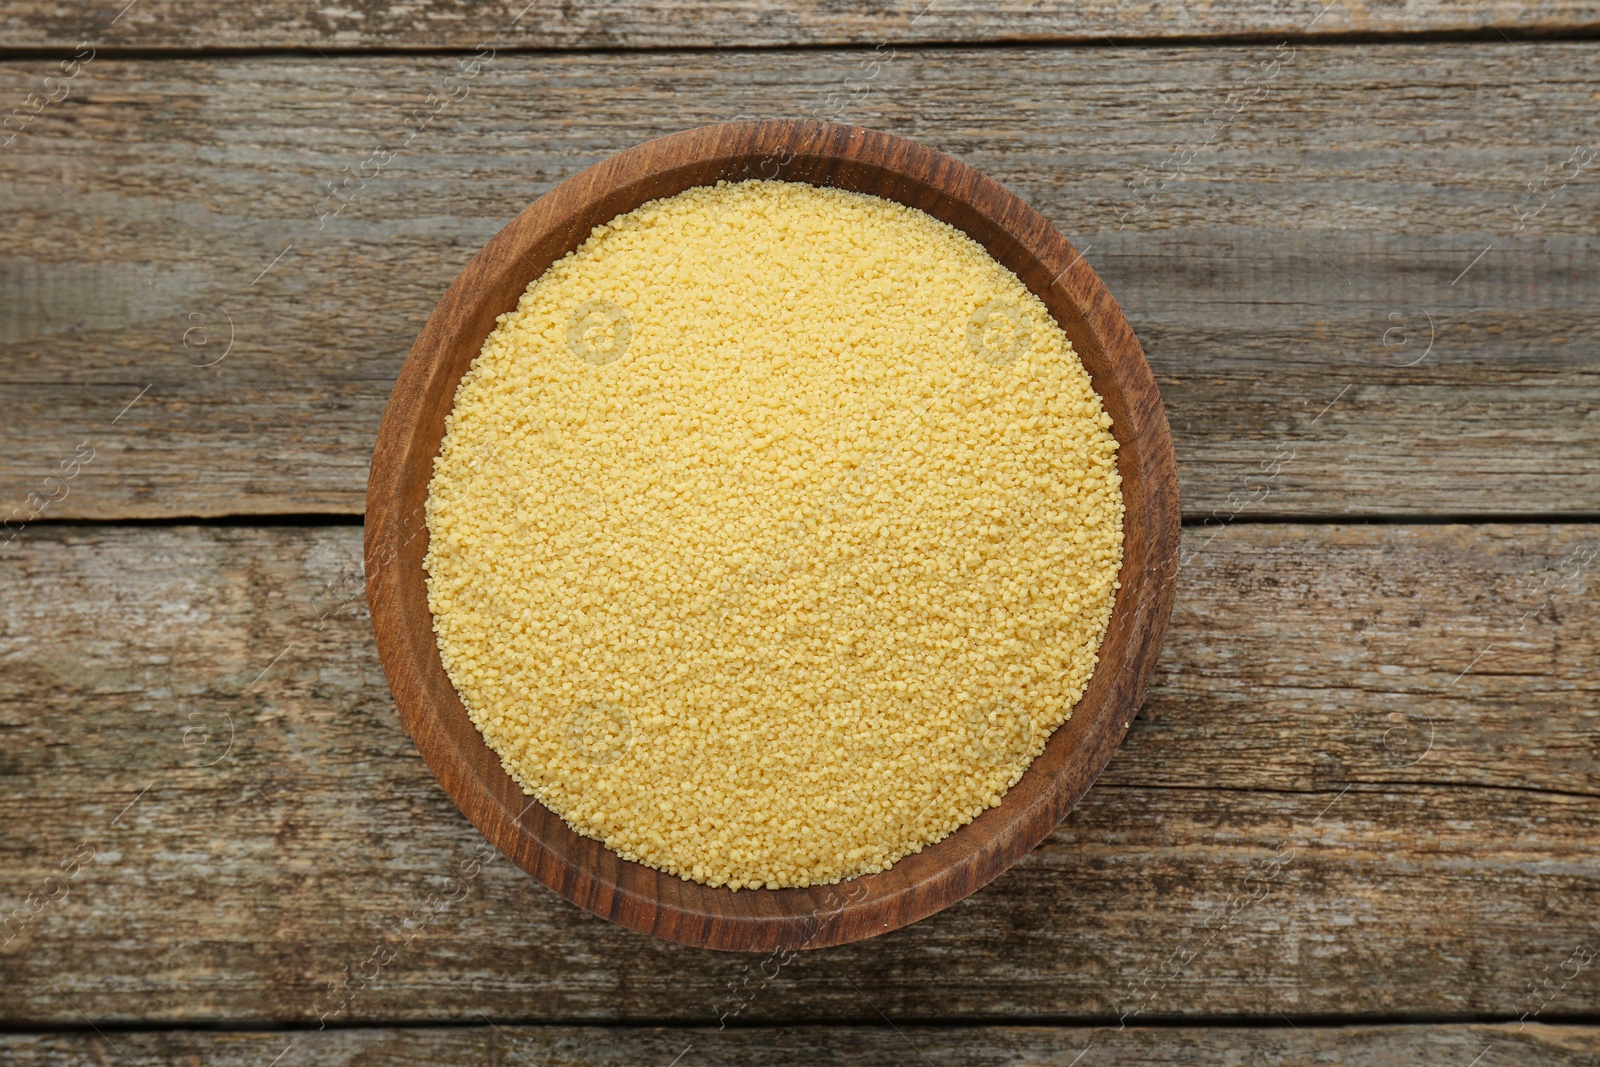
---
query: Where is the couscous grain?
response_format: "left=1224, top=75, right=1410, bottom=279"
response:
left=425, top=179, right=1124, bottom=890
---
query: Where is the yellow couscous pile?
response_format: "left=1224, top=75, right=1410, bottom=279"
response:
left=425, top=179, right=1124, bottom=890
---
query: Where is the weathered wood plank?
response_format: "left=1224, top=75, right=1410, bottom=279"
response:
left=1, top=523, right=1596, bottom=1024
left=0, top=45, right=1598, bottom=520
left=4, top=0, right=1600, bottom=50
left=2, top=1023, right=1597, bottom=1066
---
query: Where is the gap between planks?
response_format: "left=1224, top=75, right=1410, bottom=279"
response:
left=3, top=25, right=1600, bottom=61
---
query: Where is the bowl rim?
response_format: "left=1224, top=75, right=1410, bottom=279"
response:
left=366, top=119, right=1179, bottom=952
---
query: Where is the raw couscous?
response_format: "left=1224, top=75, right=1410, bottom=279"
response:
left=424, top=179, right=1124, bottom=890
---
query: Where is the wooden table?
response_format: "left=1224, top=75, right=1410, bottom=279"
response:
left=3, top=2, right=1598, bottom=1063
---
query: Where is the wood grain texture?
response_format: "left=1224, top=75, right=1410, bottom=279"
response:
left=2, top=45, right=1597, bottom=521
left=365, top=119, right=1179, bottom=951
left=3, top=1023, right=1599, bottom=1066
left=2, top=522, right=1595, bottom=1023
left=4, top=0, right=1600, bottom=50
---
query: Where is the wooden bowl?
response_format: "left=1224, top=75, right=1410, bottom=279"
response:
left=366, top=120, right=1179, bottom=952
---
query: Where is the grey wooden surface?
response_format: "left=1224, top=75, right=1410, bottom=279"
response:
left=2, top=3, right=1598, bottom=1063
left=2, top=525, right=1596, bottom=1031
left=7, top=0, right=1600, bottom=49
left=2, top=46, right=1598, bottom=519
left=4, top=1023, right=1600, bottom=1066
